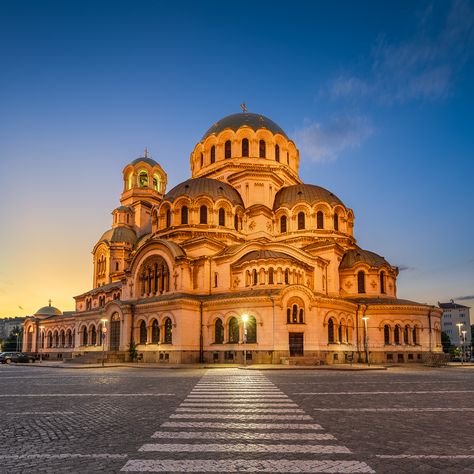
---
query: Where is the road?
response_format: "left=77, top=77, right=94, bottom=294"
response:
left=0, top=364, right=473, bottom=473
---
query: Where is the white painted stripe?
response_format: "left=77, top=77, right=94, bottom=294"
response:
left=161, top=421, right=322, bottom=430
left=151, top=431, right=336, bottom=441
left=121, top=459, right=374, bottom=473
left=314, top=408, right=474, bottom=412
left=180, top=402, right=298, bottom=408
left=0, top=454, right=127, bottom=459
left=176, top=407, right=305, bottom=413
left=191, top=389, right=281, bottom=393
left=139, top=443, right=350, bottom=454
left=186, top=394, right=288, bottom=398
left=170, top=413, right=312, bottom=420
left=0, top=393, right=174, bottom=397
left=6, top=411, right=74, bottom=415
left=376, top=455, right=474, bottom=459
left=295, top=390, right=474, bottom=395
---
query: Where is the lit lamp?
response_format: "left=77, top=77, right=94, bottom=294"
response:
left=241, top=314, right=249, bottom=367
left=461, top=330, right=467, bottom=364
left=39, top=325, right=45, bottom=363
left=101, top=318, right=108, bottom=367
left=456, top=323, right=464, bottom=363
left=362, top=316, right=370, bottom=366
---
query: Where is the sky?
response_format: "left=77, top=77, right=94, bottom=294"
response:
left=0, top=0, right=473, bottom=317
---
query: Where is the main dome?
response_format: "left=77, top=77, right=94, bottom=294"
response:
left=202, top=113, right=288, bottom=140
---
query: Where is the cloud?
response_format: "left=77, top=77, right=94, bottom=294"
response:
left=455, top=295, right=474, bottom=301
left=324, top=0, right=474, bottom=105
left=293, top=114, right=373, bottom=162
left=397, top=265, right=416, bottom=272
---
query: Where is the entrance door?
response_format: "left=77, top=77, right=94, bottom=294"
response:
left=289, top=332, right=304, bottom=356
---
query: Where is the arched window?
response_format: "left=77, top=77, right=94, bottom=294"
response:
left=242, top=138, right=249, bottom=157
left=259, top=140, right=266, bottom=158
left=210, top=145, right=216, bottom=164
left=284, top=269, right=289, bottom=285
left=412, top=327, right=418, bottom=345
left=338, top=324, right=343, bottom=342
left=380, top=271, right=386, bottom=294
left=299, top=308, right=304, bottom=323
left=394, top=325, right=401, bottom=345
left=269, top=268, right=274, bottom=284
left=297, top=212, right=305, bottom=230
left=328, top=318, right=335, bottom=343
left=280, top=215, right=287, bottom=233
left=334, top=212, right=339, bottom=231
left=151, top=319, right=159, bottom=344
left=200, top=153, right=204, bottom=167
left=153, top=174, right=161, bottom=192
left=181, top=206, right=188, bottom=225
left=317, top=211, right=324, bottom=229
left=404, top=325, right=410, bottom=345
left=138, top=170, right=148, bottom=187
left=215, top=319, right=224, bottom=344
left=246, top=316, right=257, bottom=343
left=166, top=209, right=171, bottom=228
left=164, top=318, right=172, bottom=344
left=384, top=325, right=390, bottom=345
left=199, top=205, right=207, bottom=224
left=286, top=308, right=291, bottom=324
left=91, top=326, right=97, bottom=345
left=234, top=214, right=239, bottom=231
left=253, top=269, right=258, bottom=286
left=225, top=140, right=231, bottom=159
left=218, top=208, right=225, bottom=226
left=292, top=304, right=298, bottom=323
left=228, top=317, right=239, bottom=343
left=139, top=255, right=170, bottom=297
left=357, top=271, right=365, bottom=293
left=275, top=144, right=280, bottom=162
left=139, top=320, right=147, bottom=344
left=82, top=327, right=88, bottom=346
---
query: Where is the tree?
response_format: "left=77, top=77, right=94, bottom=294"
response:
left=2, top=325, right=23, bottom=352
left=441, top=331, right=452, bottom=354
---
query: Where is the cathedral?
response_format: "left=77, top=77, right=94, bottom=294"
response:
left=23, top=111, right=443, bottom=364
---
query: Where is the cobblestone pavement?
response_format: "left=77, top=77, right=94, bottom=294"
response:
left=0, top=364, right=473, bottom=473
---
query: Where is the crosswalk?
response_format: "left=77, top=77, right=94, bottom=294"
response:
left=121, top=369, right=374, bottom=473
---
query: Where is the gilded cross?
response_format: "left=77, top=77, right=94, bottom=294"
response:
left=240, top=102, right=248, bottom=113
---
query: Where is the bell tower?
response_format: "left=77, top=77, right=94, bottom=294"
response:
left=120, top=150, right=167, bottom=236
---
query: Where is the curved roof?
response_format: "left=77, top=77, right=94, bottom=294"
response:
left=164, top=178, right=244, bottom=207
left=234, top=250, right=299, bottom=266
left=340, top=247, right=390, bottom=270
left=114, top=206, right=132, bottom=212
left=99, top=226, right=137, bottom=245
left=273, top=184, right=344, bottom=210
left=130, top=157, right=159, bottom=167
left=35, top=304, right=63, bottom=317
left=202, top=113, right=288, bottom=140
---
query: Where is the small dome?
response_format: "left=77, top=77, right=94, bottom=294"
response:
left=273, top=184, right=344, bottom=210
left=35, top=304, right=62, bottom=317
left=114, top=206, right=132, bottom=213
left=340, top=247, right=390, bottom=270
left=100, top=226, right=137, bottom=245
left=202, top=113, right=288, bottom=140
left=164, top=178, right=244, bottom=207
left=130, top=157, right=159, bottom=167
left=234, top=250, right=299, bottom=266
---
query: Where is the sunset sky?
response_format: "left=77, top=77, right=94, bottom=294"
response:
left=1, top=0, right=473, bottom=317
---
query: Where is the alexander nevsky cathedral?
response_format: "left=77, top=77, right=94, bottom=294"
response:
left=24, top=111, right=443, bottom=364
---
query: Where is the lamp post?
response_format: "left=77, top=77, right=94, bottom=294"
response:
left=242, top=314, right=248, bottom=367
left=461, top=330, right=467, bottom=364
left=362, top=316, right=370, bottom=366
left=39, top=326, right=44, bottom=363
left=101, top=319, right=108, bottom=367
left=456, top=322, right=464, bottom=363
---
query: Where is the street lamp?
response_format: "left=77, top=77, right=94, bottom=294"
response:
left=101, top=319, right=108, bottom=367
left=456, top=323, right=464, bottom=363
left=241, top=314, right=249, bottom=367
left=461, top=330, right=467, bottom=364
left=362, top=316, right=370, bottom=366
left=39, top=326, right=44, bottom=363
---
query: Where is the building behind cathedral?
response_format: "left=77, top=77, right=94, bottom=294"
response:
left=24, top=111, right=443, bottom=364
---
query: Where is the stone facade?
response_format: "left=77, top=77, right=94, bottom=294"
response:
left=23, top=112, right=443, bottom=364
